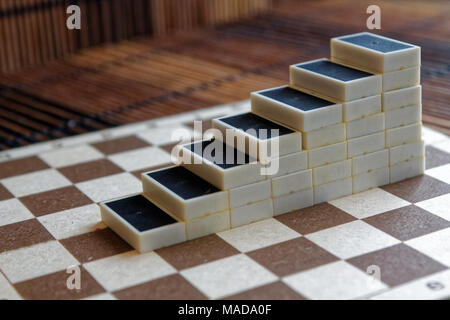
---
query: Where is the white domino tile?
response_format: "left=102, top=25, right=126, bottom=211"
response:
left=352, top=149, right=389, bottom=175
left=186, top=209, right=230, bottom=240
left=251, top=85, right=342, bottom=132
left=382, top=66, right=420, bottom=92
left=302, top=123, right=346, bottom=150
left=313, top=177, right=352, bottom=205
left=229, top=180, right=271, bottom=209
left=385, top=104, right=421, bottom=129
left=343, top=94, right=381, bottom=122
left=390, top=157, right=425, bottom=183
left=263, top=150, right=308, bottom=177
left=347, top=131, right=385, bottom=158
left=307, top=141, right=347, bottom=169
left=330, top=32, right=420, bottom=74
left=353, top=167, right=389, bottom=194
left=230, top=199, right=273, bottom=228
left=346, top=113, right=384, bottom=139
left=290, top=58, right=382, bottom=101
left=312, top=160, right=351, bottom=186
left=382, top=85, right=421, bottom=111
left=271, top=169, right=312, bottom=197
left=389, top=140, right=424, bottom=166
left=386, top=122, right=422, bottom=148
left=272, top=188, right=314, bottom=216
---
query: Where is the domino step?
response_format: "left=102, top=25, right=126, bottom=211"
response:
left=142, top=166, right=228, bottom=221
left=212, top=112, right=302, bottom=162
left=251, top=85, right=342, bottom=132
left=178, top=138, right=264, bottom=190
left=290, top=58, right=382, bottom=101
left=330, top=32, right=420, bottom=74
left=100, top=194, right=186, bottom=253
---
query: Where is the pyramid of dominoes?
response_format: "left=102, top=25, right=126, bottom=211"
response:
left=99, top=33, right=424, bottom=253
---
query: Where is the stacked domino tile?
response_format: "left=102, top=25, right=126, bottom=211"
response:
left=99, top=32, right=424, bottom=253
left=330, top=32, right=423, bottom=184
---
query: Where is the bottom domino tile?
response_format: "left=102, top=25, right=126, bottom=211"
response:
left=353, top=167, right=389, bottom=193
left=100, top=194, right=186, bottom=253
left=186, top=209, right=230, bottom=240
left=229, top=180, right=271, bottom=209
left=271, top=169, right=312, bottom=197
left=313, top=177, right=352, bottom=204
left=390, top=157, right=424, bottom=183
left=230, top=198, right=273, bottom=228
left=352, top=149, right=389, bottom=176
left=272, top=188, right=313, bottom=216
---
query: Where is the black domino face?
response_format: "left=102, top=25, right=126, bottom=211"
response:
left=296, top=60, right=373, bottom=81
left=219, top=112, right=294, bottom=139
left=259, top=86, right=333, bottom=112
left=148, top=166, right=220, bottom=200
left=185, top=139, right=255, bottom=169
left=106, top=195, right=176, bottom=232
left=340, top=33, right=412, bottom=53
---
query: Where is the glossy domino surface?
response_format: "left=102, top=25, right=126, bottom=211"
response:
left=147, top=166, right=220, bottom=200
left=105, top=195, right=177, bottom=232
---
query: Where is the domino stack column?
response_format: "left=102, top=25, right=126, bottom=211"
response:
left=331, top=32, right=424, bottom=183
left=288, top=57, right=388, bottom=196
left=251, top=85, right=351, bottom=204
left=211, top=111, right=312, bottom=217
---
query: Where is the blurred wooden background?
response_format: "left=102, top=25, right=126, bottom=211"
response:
left=0, top=0, right=272, bottom=73
left=0, top=0, right=448, bottom=150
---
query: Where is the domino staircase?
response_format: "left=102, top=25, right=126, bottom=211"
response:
left=99, top=32, right=424, bottom=253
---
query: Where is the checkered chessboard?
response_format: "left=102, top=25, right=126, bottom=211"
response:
left=1, top=101, right=449, bottom=300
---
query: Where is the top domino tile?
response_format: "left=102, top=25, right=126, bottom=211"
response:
left=290, top=58, right=381, bottom=101
left=331, top=32, right=421, bottom=73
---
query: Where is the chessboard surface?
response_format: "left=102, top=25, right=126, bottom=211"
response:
left=1, top=0, right=449, bottom=152
left=0, top=101, right=450, bottom=300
